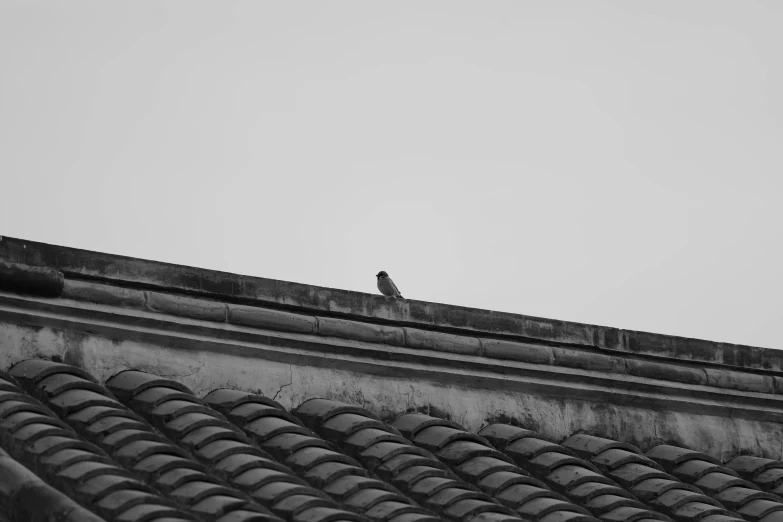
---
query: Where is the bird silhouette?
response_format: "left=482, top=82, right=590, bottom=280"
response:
left=376, top=271, right=403, bottom=298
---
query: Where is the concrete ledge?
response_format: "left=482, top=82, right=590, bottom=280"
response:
left=2, top=236, right=778, bottom=373
left=0, top=260, right=64, bottom=298
left=36, top=279, right=783, bottom=397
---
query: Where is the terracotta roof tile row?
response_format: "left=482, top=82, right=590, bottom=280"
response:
left=294, top=399, right=525, bottom=522
left=561, top=434, right=746, bottom=522
left=203, top=389, right=435, bottom=522
left=646, top=445, right=783, bottom=521
left=0, top=444, right=106, bottom=522
left=401, top=414, right=603, bottom=522
left=393, top=413, right=653, bottom=522
left=726, top=457, right=783, bottom=498
left=7, top=360, right=287, bottom=522
left=4, top=358, right=783, bottom=522
left=107, top=370, right=434, bottom=522
left=0, top=366, right=193, bottom=522
left=102, top=369, right=373, bottom=522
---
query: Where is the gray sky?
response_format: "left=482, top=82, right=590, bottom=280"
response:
left=2, top=1, right=781, bottom=349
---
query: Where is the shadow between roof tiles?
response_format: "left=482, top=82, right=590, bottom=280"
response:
left=104, top=368, right=436, bottom=522
left=555, top=433, right=748, bottom=522
left=6, top=357, right=783, bottom=522
left=0, top=364, right=193, bottom=522
left=0, top=444, right=106, bottom=522
left=102, top=368, right=373, bottom=522
left=6, top=359, right=278, bottom=522
left=200, top=388, right=439, bottom=522
left=725, top=455, right=783, bottom=499
left=293, top=398, right=541, bottom=522
left=643, top=444, right=783, bottom=521
left=390, top=414, right=615, bottom=522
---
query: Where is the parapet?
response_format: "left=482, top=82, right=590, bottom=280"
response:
left=0, top=235, right=782, bottom=462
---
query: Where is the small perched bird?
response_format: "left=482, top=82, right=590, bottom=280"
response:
left=376, top=271, right=404, bottom=298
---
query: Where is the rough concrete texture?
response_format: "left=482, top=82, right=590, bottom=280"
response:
left=0, top=259, right=64, bottom=297
left=317, top=316, right=406, bottom=346
left=229, top=303, right=318, bottom=334
left=63, top=279, right=145, bottom=308
left=552, top=346, right=626, bottom=374
left=56, top=279, right=781, bottom=397
left=705, top=367, right=776, bottom=394
left=481, top=339, right=554, bottom=365
left=2, top=320, right=782, bottom=463
left=3, top=235, right=781, bottom=371
left=404, top=327, right=481, bottom=355
left=146, top=291, right=227, bottom=322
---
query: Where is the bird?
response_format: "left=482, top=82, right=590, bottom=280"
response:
left=376, top=271, right=403, bottom=298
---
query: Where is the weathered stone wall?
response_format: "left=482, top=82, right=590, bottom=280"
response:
left=52, top=280, right=783, bottom=397
left=2, top=235, right=783, bottom=465
left=1, top=295, right=782, bottom=463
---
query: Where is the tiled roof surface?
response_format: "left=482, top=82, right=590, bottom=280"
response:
left=1, top=358, right=783, bottom=522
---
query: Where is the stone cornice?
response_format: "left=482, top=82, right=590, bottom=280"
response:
left=0, top=235, right=780, bottom=376
left=1, top=288, right=783, bottom=426
left=51, top=278, right=780, bottom=393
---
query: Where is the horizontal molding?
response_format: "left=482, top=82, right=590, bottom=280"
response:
left=1, top=291, right=783, bottom=425
left=0, top=235, right=778, bottom=373
left=53, top=280, right=782, bottom=396
left=0, top=260, right=63, bottom=297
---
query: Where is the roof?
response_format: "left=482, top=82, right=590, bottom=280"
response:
left=0, top=236, right=783, bottom=522
left=5, top=359, right=783, bottom=522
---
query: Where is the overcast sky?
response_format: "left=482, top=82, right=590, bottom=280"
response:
left=1, top=2, right=781, bottom=349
